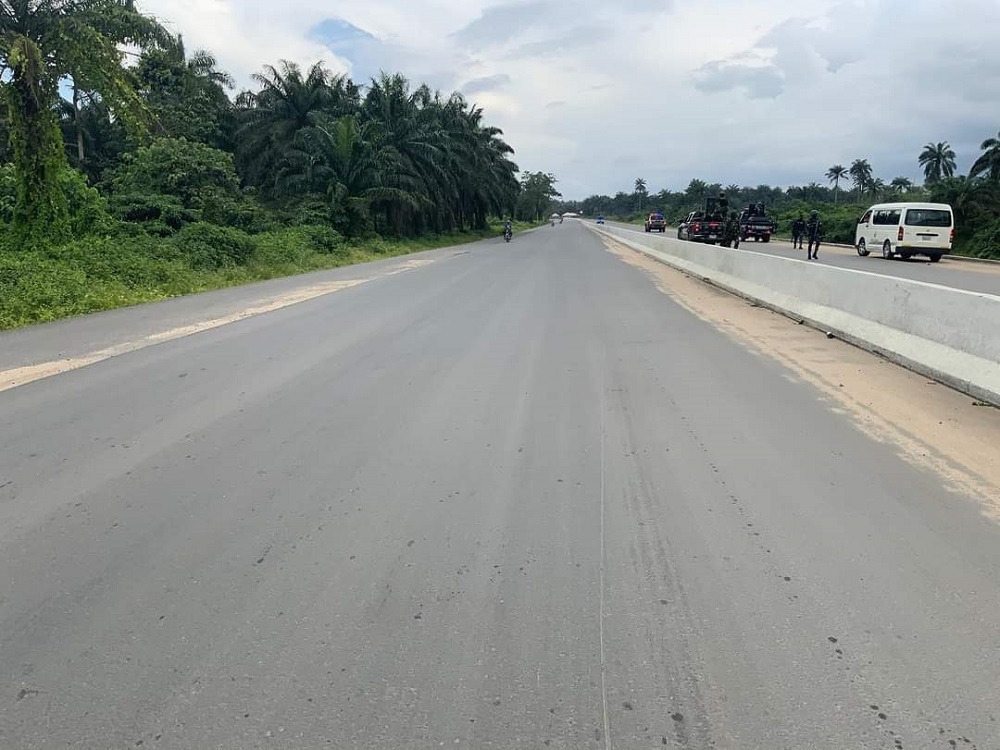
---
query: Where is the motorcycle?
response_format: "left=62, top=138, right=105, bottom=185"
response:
left=503, top=228, right=512, bottom=243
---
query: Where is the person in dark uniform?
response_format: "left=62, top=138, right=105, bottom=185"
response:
left=717, top=192, right=729, bottom=218
left=727, top=211, right=741, bottom=248
left=791, top=214, right=806, bottom=249
left=806, top=211, right=823, bottom=259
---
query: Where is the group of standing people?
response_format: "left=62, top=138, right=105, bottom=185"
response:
left=792, top=211, right=823, bottom=260
left=712, top=191, right=823, bottom=258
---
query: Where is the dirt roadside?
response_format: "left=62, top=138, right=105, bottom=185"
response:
left=602, top=236, right=1000, bottom=521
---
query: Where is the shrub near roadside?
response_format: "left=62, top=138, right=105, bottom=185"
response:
left=169, top=222, right=257, bottom=270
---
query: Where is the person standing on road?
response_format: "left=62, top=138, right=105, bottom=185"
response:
left=791, top=214, right=806, bottom=250
left=806, top=211, right=823, bottom=259
left=722, top=211, right=740, bottom=249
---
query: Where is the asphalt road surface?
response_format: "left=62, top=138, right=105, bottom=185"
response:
left=608, top=220, right=1000, bottom=297
left=2, top=222, right=999, bottom=749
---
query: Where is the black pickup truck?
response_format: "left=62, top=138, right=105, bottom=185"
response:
left=677, top=211, right=724, bottom=243
left=738, top=204, right=777, bottom=242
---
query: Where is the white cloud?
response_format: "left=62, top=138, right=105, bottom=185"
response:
left=137, top=0, right=1000, bottom=198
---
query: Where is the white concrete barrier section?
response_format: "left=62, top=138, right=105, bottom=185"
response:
left=592, top=223, right=1000, bottom=407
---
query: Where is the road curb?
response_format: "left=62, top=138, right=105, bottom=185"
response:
left=591, top=224, right=1000, bottom=408
left=610, top=221, right=1000, bottom=266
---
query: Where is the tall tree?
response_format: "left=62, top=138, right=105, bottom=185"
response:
left=825, top=164, right=848, bottom=203
left=134, top=34, right=235, bottom=148
left=0, top=0, right=167, bottom=240
left=236, top=60, right=337, bottom=194
left=918, top=141, right=957, bottom=184
left=518, top=171, right=560, bottom=221
left=849, top=159, right=873, bottom=200
left=890, top=176, right=914, bottom=195
left=633, top=177, right=647, bottom=212
left=970, top=130, right=1000, bottom=182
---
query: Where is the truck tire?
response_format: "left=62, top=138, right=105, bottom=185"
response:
left=929, top=254, right=942, bottom=263
left=762, top=235, right=770, bottom=243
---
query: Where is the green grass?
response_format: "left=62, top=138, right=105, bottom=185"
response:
left=0, top=220, right=538, bottom=331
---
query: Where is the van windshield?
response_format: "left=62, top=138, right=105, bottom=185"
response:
left=905, top=209, right=951, bottom=227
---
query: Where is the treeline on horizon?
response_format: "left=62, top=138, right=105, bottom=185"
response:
left=0, top=1, right=561, bottom=328
left=555, top=143, right=1000, bottom=256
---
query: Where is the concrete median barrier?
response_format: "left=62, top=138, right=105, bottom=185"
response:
left=592, top=223, right=1000, bottom=407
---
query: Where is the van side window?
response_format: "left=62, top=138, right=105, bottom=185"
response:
left=872, top=209, right=902, bottom=226
left=859, top=210, right=872, bottom=224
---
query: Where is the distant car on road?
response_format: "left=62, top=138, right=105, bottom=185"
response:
left=855, top=202, right=954, bottom=262
left=596, top=215, right=605, bottom=224
left=644, top=212, right=667, bottom=233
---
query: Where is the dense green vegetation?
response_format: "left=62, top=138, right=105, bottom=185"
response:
left=0, top=1, right=530, bottom=329
left=558, top=144, right=1000, bottom=258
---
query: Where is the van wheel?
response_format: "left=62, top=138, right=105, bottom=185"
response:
left=857, top=239, right=869, bottom=256
left=929, top=254, right=942, bottom=263
left=882, top=240, right=894, bottom=259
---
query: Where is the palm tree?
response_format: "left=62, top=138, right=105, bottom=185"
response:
left=868, top=178, right=886, bottom=200
left=362, top=73, right=446, bottom=234
left=0, top=0, right=168, bottom=237
left=825, top=165, right=848, bottom=203
left=889, top=176, right=914, bottom=195
left=634, top=177, right=647, bottom=211
left=236, top=60, right=338, bottom=194
left=918, top=141, right=957, bottom=184
left=970, top=130, right=1000, bottom=182
left=849, top=159, right=873, bottom=200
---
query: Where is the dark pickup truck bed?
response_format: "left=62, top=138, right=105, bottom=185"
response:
left=678, top=212, right=724, bottom=244
left=739, top=207, right=776, bottom=242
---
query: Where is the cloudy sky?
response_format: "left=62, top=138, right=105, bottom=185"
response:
left=139, top=0, right=1000, bottom=199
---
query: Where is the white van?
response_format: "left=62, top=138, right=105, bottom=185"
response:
left=854, top=202, right=954, bottom=262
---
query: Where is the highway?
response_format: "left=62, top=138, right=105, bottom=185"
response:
left=2, top=221, right=999, bottom=749
left=607, top=220, right=1000, bottom=297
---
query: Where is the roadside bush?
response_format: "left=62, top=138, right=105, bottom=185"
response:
left=108, top=193, right=200, bottom=236
left=60, top=168, right=113, bottom=236
left=251, top=226, right=347, bottom=268
left=251, top=228, right=315, bottom=268
left=298, top=224, right=344, bottom=253
left=965, top=218, right=1000, bottom=259
left=106, top=137, right=240, bottom=207
left=0, top=164, right=113, bottom=237
left=198, top=187, right=277, bottom=233
left=170, top=222, right=256, bottom=270
left=0, top=251, right=90, bottom=327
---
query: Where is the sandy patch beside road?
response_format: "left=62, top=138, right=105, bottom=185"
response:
left=603, top=237, right=1000, bottom=520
